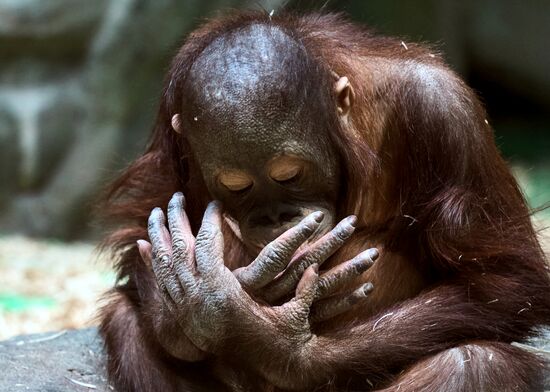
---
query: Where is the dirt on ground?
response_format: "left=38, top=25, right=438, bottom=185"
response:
left=0, top=236, right=114, bottom=340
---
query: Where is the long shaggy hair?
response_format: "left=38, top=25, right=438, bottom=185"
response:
left=97, top=11, right=550, bottom=391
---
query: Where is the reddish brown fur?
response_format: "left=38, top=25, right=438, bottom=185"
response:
left=98, top=11, right=550, bottom=391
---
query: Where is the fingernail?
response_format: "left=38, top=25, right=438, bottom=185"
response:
left=171, top=192, right=186, bottom=209
left=311, top=263, right=319, bottom=273
left=367, top=248, right=379, bottom=261
left=136, top=240, right=147, bottom=249
left=311, top=211, right=324, bottom=223
left=355, top=250, right=375, bottom=269
left=362, top=282, right=374, bottom=294
left=345, top=215, right=358, bottom=227
left=150, top=207, right=164, bottom=221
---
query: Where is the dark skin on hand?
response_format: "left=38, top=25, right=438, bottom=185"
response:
left=138, top=195, right=376, bottom=360
left=99, top=11, right=550, bottom=392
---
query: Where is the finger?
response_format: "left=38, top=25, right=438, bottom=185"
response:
left=149, top=242, right=187, bottom=307
left=148, top=207, right=172, bottom=261
left=167, top=193, right=196, bottom=284
left=167, top=192, right=194, bottom=247
left=148, top=208, right=173, bottom=284
left=295, top=264, right=319, bottom=307
left=148, top=208, right=188, bottom=302
left=195, top=201, right=225, bottom=274
left=316, top=248, right=378, bottom=300
left=302, top=215, right=358, bottom=266
left=279, top=264, right=319, bottom=327
left=310, top=283, right=373, bottom=323
left=234, top=211, right=324, bottom=290
left=137, top=239, right=153, bottom=267
left=148, top=240, right=186, bottom=306
left=263, top=215, right=357, bottom=303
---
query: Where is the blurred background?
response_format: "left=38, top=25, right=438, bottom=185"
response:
left=0, top=0, right=548, bottom=339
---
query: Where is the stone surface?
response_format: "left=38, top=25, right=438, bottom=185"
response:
left=0, top=327, right=549, bottom=391
left=0, top=328, right=109, bottom=391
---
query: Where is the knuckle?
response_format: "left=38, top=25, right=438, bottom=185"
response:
left=160, top=254, right=171, bottom=264
left=172, top=238, right=189, bottom=253
left=194, top=241, right=210, bottom=255
left=297, top=223, right=315, bottom=239
left=263, top=245, right=287, bottom=267
left=198, top=222, right=221, bottom=239
left=263, top=243, right=278, bottom=259
left=196, top=231, right=216, bottom=246
left=333, top=228, right=351, bottom=242
left=284, top=305, right=308, bottom=325
left=317, top=277, right=332, bottom=294
left=172, top=250, right=187, bottom=263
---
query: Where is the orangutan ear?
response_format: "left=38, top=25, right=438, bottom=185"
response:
left=334, top=76, right=355, bottom=118
left=171, top=114, right=182, bottom=134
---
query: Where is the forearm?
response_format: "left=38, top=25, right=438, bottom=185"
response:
left=219, top=294, right=342, bottom=390
left=149, top=308, right=208, bottom=362
left=139, top=279, right=207, bottom=361
left=316, top=284, right=533, bottom=382
left=236, top=283, right=513, bottom=389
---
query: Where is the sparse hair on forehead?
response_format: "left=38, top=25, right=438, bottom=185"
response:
left=181, top=22, right=333, bottom=125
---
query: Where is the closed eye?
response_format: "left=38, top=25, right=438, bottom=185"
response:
left=269, top=157, right=304, bottom=184
left=274, top=167, right=302, bottom=184
left=218, top=171, right=253, bottom=192
left=230, top=183, right=253, bottom=195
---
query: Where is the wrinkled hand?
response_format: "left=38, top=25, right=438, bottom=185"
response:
left=142, top=194, right=252, bottom=353
left=233, top=209, right=378, bottom=323
left=137, top=237, right=207, bottom=362
left=141, top=192, right=378, bottom=355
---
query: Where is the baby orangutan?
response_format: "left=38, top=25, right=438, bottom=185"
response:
left=99, top=10, right=550, bottom=392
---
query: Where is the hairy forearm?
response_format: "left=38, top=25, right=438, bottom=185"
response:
left=229, top=322, right=327, bottom=389
left=150, top=310, right=208, bottom=362
left=140, top=283, right=207, bottom=362
left=316, top=284, right=532, bottom=384
left=226, top=294, right=382, bottom=388
left=238, top=283, right=517, bottom=389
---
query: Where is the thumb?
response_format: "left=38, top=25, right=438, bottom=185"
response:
left=295, top=263, right=319, bottom=307
left=137, top=239, right=153, bottom=267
